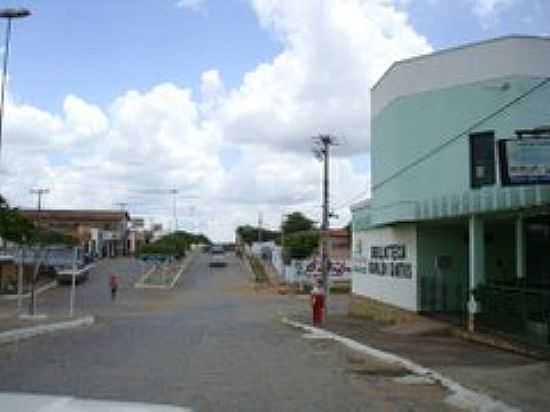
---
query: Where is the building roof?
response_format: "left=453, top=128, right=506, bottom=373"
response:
left=20, top=209, right=130, bottom=223
left=329, top=228, right=349, bottom=238
left=372, top=35, right=550, bottom=117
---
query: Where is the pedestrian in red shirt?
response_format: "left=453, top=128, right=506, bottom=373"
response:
left=109, top=274, right=119, bottom=301
left=311, top=279, right=325, bottom=327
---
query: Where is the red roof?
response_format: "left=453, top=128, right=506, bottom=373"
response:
left=20, top=209, right=130, bottom=223
left=329, top=229, right=349, bottom=238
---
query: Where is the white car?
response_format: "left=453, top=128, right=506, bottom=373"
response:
left=209, top=245, right=227, bottom=267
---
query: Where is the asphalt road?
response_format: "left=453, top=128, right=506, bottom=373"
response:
left=0, top=253, right=460, bottom=411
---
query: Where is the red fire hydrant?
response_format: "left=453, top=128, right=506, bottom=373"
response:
left=311, top=280, right=325, bottom=326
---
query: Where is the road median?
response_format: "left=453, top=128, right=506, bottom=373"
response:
left=135, top=251, right=196, bottom=289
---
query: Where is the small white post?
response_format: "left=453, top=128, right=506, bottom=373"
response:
left=69, top=247, right=78, bottom=317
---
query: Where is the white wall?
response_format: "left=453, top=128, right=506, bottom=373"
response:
left=373, top=36, right=550, bottom=116
left=352, top=224, right=418, bottom=311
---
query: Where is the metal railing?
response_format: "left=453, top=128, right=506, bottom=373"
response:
left=475, top=284, right=550, bottom=347
left=419, top=275, right=468, bottom=326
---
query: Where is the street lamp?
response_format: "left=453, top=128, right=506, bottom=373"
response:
left=0, top=7, right=31, bottom=166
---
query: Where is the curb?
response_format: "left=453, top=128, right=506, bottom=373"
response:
left=281, top=317, right=520, bottom=412
left=0, top=316, right=95, bottom=345
left=0, top=280, right=58, bottom=302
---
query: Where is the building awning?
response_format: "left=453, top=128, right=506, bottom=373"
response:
left=354, top=185, right=550, bottom=229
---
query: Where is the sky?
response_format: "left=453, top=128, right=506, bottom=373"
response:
left=0, top=0, right=548, bottom=241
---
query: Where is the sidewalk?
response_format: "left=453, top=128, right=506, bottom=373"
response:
left=285, top=295, right=550, bottom=412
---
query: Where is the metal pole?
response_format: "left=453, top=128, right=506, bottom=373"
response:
left=0, top=17, right=12, bottom=164
left=69, top=246, right=77, bottom=317
left=17, top=245, right=23, bottom=313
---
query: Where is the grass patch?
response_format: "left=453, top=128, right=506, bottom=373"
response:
left=247, top=254, right=269, bottom=283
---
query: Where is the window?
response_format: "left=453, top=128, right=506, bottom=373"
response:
left=470, top=132, right=496, bottom=188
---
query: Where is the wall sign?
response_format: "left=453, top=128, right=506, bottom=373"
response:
left=499, top=138, right=550, bottom=185
left=354, top=244, right=412, bottom=279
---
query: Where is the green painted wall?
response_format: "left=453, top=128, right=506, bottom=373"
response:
left=485, top=222, right=516, bottom=284
left=417, top=223, right=469, bottom=313
left=355, top=76, right=550, bottom=228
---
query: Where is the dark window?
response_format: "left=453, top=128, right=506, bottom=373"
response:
left=470, top=132, right=496, bottom=188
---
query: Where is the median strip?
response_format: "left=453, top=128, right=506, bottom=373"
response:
left=135, top=252, right=196, bottom=289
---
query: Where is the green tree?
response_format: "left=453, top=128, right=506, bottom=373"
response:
left=138, top=230, right=211, bottom=256
left=281, top=212, right=316, bottom=234
left=235, top=225, right=280, bottom=245
left=0, top=195, right=34, bottom=244
left=283, top=230, right=320, bottom=260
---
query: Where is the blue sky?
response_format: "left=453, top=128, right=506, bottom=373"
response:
left=5, top=0, right=282, bottom=109
left=1, top=0, right=548, bottom=240
left=6, top=0, right=546, bottom=112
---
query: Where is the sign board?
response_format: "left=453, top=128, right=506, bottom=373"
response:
left=353, top=244, right=412, bottom=279
left=499, top=138, right=550, bottom=185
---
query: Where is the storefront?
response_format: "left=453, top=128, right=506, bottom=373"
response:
left=352, top=35, right=550, bottom=347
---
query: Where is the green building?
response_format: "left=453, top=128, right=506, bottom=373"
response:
left=352, top=35, right=550, bottom=347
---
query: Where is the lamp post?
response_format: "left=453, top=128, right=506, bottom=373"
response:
left=0, top=7, right=31, bottom=166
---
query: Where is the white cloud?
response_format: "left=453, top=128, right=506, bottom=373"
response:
left=216, top=0, right=431, bottom=156
left=2, top=0, right=431, bottom=241
left=176, top=0, right=207, bottom=12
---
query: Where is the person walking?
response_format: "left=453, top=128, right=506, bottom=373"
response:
left=310, top=279, right=325, bottom=326
left=109, top=274, right=119, bottom=301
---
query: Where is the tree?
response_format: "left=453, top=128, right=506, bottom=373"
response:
left=283, top=230, right=320, bottom=260
left=0, top=195, right=34, bottom=244
left=138, top=230, right=211, bottom=256
left=281, top=212, right=316, bottom=235
left=235, top=225, right=280, bottom=245
left=279, top=211, right=319, bottom=261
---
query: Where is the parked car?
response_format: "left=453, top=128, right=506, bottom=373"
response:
left=209, top=245, right=227, bottom=267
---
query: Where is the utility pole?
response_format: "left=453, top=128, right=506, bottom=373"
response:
left=258, top=212, right=263, bottom=243
left=30, top=188, right=50, bottom=212
left=313, top=134, right=337, bottom=319
left=169, top=189, right=178, bottom=233
left=29, top=188, right=49, bottom=315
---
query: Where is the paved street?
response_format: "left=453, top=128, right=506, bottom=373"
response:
left=0, top=254, right=460, bottom=411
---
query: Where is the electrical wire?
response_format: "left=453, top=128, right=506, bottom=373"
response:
left=371, top=77, right=550, bottom=193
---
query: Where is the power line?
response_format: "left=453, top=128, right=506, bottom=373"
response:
left=372, top=77, right=550, bottom=193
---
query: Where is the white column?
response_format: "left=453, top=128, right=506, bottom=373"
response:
left=468, top=215, right=485, bottom=331
left=515, top=214, right=525, bottom=280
